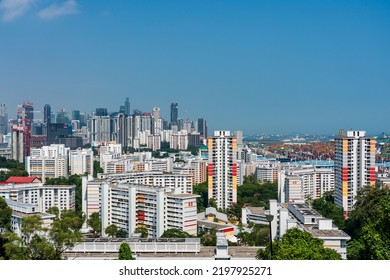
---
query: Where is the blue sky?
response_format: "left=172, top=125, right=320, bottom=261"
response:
left=0, top=0, right=389, bottom=135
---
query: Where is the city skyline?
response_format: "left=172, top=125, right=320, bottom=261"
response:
left=1, top=1, right=390, bottom=135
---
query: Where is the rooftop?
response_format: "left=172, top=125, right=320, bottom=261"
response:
left=6, top=176, right=41, bottom=184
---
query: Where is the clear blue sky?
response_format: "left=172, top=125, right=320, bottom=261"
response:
left=1, top=0, right=389, bottom=135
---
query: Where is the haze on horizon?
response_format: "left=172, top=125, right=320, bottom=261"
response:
left=0, top=0, right=389, bottom=136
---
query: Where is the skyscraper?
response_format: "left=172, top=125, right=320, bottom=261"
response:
left=125, top=97, right=131, bottom=116
left=0, top=104, right=8, bottom=135
left=44, top=104, right=51, bottom=124
left=72, top=110, right=80, bottom=121
left=334, top=130, right=376, bottom=218
left=170, top=103, right=178, bottom=127
left=95, top=108, right=108, bottom=117
left=208, top=130, right=237, bottom=210
left=197, top=118, right=208, bottom=139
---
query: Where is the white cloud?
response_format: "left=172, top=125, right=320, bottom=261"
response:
left=0, top=0, right=37, bottom=22
left=37, top=0, right=79, bottom=20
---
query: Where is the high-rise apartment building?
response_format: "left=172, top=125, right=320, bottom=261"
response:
left=26, top=144, right=70, bottom=183
left=69, top=148, right=94, bottom=175
left=334, top=130, right=376, bottom=218
left=208, top=130, right=237, bottom=210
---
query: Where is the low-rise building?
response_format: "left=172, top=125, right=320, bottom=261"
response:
left=0, top=176, right=76, bottom=213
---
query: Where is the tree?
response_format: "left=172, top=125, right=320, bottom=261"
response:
left=256, top=228, right=341, bottom=260
left=0, top=169, right=29, bottom=182
left=46, top=206, right=60, bottom=219
left=200, top=228, right=217, bottom=246
left=93, top=161, right=103, bottom=178
left=2, top=232, right=30, bottom=260
left=28, top=234, right=57, bottom=260
left=209, top=198, right=217, bottom=209
left=105, top=224, right=118, bottom=238
left=345, top=185, right=390, bottom=260
left=1, top=210, right=83, bottom=260
left=118, top=242, right=134, bottom=260
left=134, top=226, right=148, bottom=238
left=88, top=212, right=101, bottom=236
left=312, top=191, right=345, bottom=229
left=0, top=197, right=12, bottom=231
left=193, top=182, right=208, bottom=212
left=49, top=210, right=83, bottom=259
left=161, top=228, right=191, bottom=238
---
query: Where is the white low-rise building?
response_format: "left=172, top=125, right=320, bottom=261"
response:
left=0, top=176, right=76, bottom=213
left=6, top=199, right=55, bottom=238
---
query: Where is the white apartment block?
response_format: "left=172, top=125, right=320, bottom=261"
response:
left=26, top=144, right=70, bottom=183
left=69, top=148, right=94, bottom=175
left=208, top=130, right=237, bottom=210
left=6, top=199, right=55, bottom=239
left=170, top=130, right=189, bottom=150
left=278, top=164, right=334, bottom=203
left=334, top=130, right=376, bottom=218
left=0, top=178, right=76, bottom=213
left=147, top=134, right=161, bottom=151
left=173, top=159, right=207, bottom=185
left=26, top=157, right=68, bottom=183
left=105, top=158, right=134, bottom=174
left=88, top=116, right=111, bottom=146
left=255, top=161, right=280, bottom=183
left=83, top=182, right=198, bottom=238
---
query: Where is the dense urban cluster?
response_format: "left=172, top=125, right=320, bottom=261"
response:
left=0, top=100, right=389, bottom=260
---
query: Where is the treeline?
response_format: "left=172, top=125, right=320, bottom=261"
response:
left=0, top=156, right=28, bottom=182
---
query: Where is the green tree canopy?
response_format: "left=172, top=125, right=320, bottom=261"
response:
left=199, top=228, right=217, bottom=246
left=161, top=228, right=191, bottom=238
left=312, top=191, right=345, bottom=229
left=257, top=227, right=342, bottom=260
left=192, top=182, right=208, bottom=212
left=345, top=185, right=390, bottom=260
left=118, top=242, right=134, bottom=260
left=87, top=212, right=101, bottom=237
left=105, top=224, right=118, bottom=238
left=0, top=197, right=12, bottom=231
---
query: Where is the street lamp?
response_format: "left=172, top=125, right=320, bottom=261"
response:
left=265, top=214, right=274, bottom=259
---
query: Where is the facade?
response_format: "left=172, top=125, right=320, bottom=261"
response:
left=46, top=123, right=69, bottom=145
left=334, top=130, right=376, bottom=217
left=278, top=164, right=334, bottom=203
left=83, top=181, right=198, bottom=238
left=0, top=177, right=75, bottom=213
left=208, top=130, right=237, bottom=210
left=26, top=144, right=69, bottom=183
left=147, top=134, right=161, bottom=151
left=69, top=148, right=94, bottom=175
left=170, top=130, right=188, bottom=150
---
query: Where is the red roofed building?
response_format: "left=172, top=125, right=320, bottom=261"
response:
left=5, top=177, right=42, bottom=184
